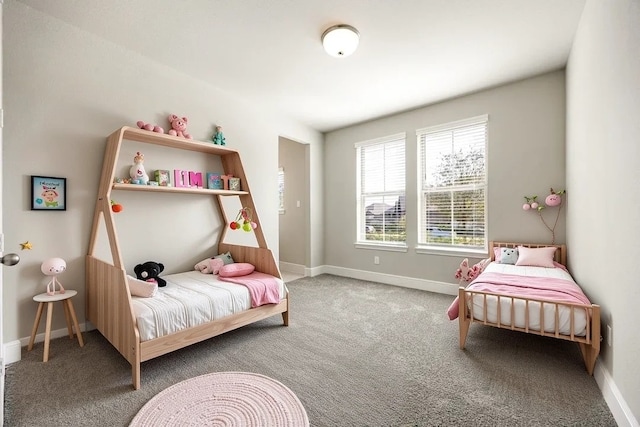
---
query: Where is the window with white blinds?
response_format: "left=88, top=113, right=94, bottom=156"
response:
left=417, top=115, right=487, bottom=250
left=355, top=133, right=406, bottom=245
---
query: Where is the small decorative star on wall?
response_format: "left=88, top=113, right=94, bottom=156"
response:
left=20, top=241, right=33, bottom=250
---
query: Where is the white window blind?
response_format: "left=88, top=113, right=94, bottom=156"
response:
left=417, top=115, right=487, bottom=249
left=355, top=133, right=406, bottom=244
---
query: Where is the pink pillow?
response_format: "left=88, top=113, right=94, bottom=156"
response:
left=219, top=262, right=255, bottom=277
left=493, top=247, right=501, bottom=261
left=515, top=246, right=556, bottom=268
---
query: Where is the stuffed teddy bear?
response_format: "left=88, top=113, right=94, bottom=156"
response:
left=136, top=120, right=164, bottom=134
left=167, top=114, right=192, bottom=139
left=134, top=261, right=166, bottom=287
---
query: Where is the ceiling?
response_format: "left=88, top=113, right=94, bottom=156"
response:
left=18, top=0, right=586, bottom=133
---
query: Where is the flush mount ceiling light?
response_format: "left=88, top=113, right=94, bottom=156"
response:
left=321, top=24, right=360, bottom=58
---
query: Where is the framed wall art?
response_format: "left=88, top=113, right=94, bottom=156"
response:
left=31, top=175, right=67, bottom=211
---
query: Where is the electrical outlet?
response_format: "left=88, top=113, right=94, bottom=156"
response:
left=374, top=256, right=380, bottom=265
left=607, top=325, right=612, bottom=347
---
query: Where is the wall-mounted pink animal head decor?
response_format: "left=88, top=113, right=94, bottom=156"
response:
left=545, top=188, right=563, bottom=207
left=522, top=187, right=566, bottom=244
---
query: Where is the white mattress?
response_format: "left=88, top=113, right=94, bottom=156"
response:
left=467, top=262, right=590, bottom=336
left=131, top=271, right=287, bottom=342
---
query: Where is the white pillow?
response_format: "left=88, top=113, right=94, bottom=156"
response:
left=515, top=246, right=556, bottom=268
left=127, top=275, right=158, bottom=297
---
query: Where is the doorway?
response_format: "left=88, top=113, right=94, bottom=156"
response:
left=277, top=137, right=307, bottom=280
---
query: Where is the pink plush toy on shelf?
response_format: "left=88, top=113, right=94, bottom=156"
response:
left=167, top=114, right=192, bottom=139
left=41, top=257, right=66, bottom=296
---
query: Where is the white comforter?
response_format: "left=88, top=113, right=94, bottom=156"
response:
left=131, top=271, right=287, bottom=341
left=466, top=262, right=590, bottom=336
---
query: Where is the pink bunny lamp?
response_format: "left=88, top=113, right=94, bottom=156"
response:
left=41, top=257, right=66, bottom=296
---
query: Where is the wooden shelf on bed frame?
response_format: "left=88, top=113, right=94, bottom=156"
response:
left=458, top=241, right=600, bottom=376
left=86, top=126, right=288, bottom=390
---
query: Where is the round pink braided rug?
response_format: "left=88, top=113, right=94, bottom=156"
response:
left=129, top=372, right=309, bottom=427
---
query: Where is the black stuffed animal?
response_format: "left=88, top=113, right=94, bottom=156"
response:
left=134, top=261, right=166, bottom=287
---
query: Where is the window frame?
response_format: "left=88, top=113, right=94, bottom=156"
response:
left=415, top=115, right=488, bottom=255
left=354, top=133, right=407, bottom=249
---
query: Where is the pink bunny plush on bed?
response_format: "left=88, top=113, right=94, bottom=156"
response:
left=194, top=257, right=225, bottom=275
left=455, top=258, right=490, bottom=284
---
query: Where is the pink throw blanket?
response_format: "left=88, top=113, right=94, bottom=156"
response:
left=219, top=272, right=281, bottom=308
left=447, top=272, right=590, bottom=321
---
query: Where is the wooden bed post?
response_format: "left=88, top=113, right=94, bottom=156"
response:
left=458, top=287, right=471, bottom=349
left=579, top=305, right=601, bottom=375
left=281, top=291, right=290, bottom=326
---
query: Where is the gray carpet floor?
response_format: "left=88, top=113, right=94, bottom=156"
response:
left=4, top=274, right=617, bottom=426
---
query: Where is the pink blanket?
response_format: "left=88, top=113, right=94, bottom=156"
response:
left=219, top=272, right=281, bottom=308
left=447, top=272, right=591, bottom=320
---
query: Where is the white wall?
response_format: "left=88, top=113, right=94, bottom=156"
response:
left=566, top=0, right=640, bottom=423
left=2, top=1, right=321, bottom=346
left=324, top=71, right=567, bottom=287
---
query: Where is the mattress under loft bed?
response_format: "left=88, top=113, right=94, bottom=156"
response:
left=450, top=241, right=601, bottom=375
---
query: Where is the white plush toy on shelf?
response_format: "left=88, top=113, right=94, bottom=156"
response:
left=130, top=151, right=149, bottom=184
left=41, top=257, right=66, bottom=296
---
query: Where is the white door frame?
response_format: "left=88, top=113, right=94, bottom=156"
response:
left=1, top=1, right=6, bottom=423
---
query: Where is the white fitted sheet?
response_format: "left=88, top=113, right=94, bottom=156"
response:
left=131, top=270, right=287, bottom=342
left=467, top=262, right=590, bottom=336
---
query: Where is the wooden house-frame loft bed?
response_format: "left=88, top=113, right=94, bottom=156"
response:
left=86, top=126, right=288, bottom=389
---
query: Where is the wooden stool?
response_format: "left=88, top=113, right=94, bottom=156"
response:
left=27, top=290, right=84, bottom=362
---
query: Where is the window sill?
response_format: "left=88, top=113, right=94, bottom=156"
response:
left=415, top=245, right=488, bottom=258
left=354, top=242, right=408, bottom=253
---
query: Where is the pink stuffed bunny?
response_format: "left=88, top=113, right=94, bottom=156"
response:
left=455, top=258, right=490, bottom=284
left=167, top=114, right=192, bottom=139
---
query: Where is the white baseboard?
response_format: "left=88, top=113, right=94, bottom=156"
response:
left=305, top=265, right=325, bottom=278
left=279, top=261, right=306, bottom=276
left=3, top=322, right=88, bottom=365
left=4, top=340, right=21, bottom=365
left=320, top=265, right=459, bottom=295
left=594, top=360, right=639, bottom=427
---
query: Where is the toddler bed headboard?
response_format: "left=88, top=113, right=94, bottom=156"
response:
left=489, top=241, right=566, bottom=266
left=218, top=243, right=282, bottom=278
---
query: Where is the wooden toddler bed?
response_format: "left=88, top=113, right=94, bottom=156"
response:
left=449, top=241, right=600, bottom=375
left=86, top=126, right=289, bottom=389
